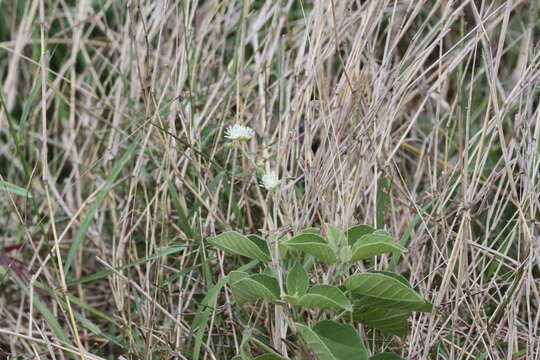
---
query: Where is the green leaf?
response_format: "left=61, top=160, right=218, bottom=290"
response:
left=376, top=174, right=389, bottom=229
left=349, top=234, right=407, bottom=262
left=253, top=355, right=289, bottom=360
left=283, top=294, right=301, bottom=306
left=230, top=274, right=280, bottom=306
left=283, top=234, right=337, bottom=265
left=299, top=285, right=352, bottom=312
left=238, top=328, right=254, bottom=360
left=337, top=246, right=353, bottom=263
left=247, top=234, right=270, bottom=251
left=313, top=321, right=369, bottom=360
left=301, top=227, right=320, bottom=235
left=208, top=231, right=271, bottom=262
left=296, top=323, right=335, bottom=360
left=229, top=270, right=249, bottom=283
left=286, top=262, right=309, bottom=296
left=370, top=352, right=405, bottom=360
left=369, top=271, right=410, bottom=287
left=353, top=305, right=410, bottom=337
left=326, top=224, right=345, bottom=248
left=0, top=181, right=32, bottom=198
left=345, top=224, right=375, bottom=246
left=355, top=296, right=432, bottom=313
left=296, top=321, right=369, bottom=360
left=345, top=273, right=432, bottom=312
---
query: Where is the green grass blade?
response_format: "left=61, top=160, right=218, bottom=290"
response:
left=63, top=136, right=140, bottom=276
left=13, top=276, right=72, bottom=346
left=0, top=181, right=32, bottom=198
left=191, top=260, right=258, bottom=360
left=66, top=245, right=184, bottom=287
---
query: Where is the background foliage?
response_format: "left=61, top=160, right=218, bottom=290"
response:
left=0, top=0, right=539, bottom=359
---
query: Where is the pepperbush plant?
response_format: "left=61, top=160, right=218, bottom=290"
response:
left=208, top=223, right=432, bottom=360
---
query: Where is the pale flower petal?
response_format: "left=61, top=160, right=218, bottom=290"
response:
left=261, top=171, right=280, bottom=191
left=225, top=124, right=255, bottom=141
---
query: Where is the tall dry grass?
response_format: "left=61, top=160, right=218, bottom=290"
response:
left=0, top=0, right=539, bottom=358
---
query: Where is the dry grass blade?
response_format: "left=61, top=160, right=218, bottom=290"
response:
left=0, top=0, right=538, bottom=358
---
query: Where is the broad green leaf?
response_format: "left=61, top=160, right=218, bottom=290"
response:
left=349, top=234, right=407, bottom=262
left=0, top=181, right=32, bottom=198
left=238, top=328, right=254, bottom=360
left=353, top=305, right=410, bottom=336
left=354, top=296, right=432, bottom=312
left=337, top=245, right=353, bottom=263
left=313, top=321, right=369, bottom=360
left=346, top=273, right=432, bottom=312
left=208, top=231, right=271, bottom=262
left=254, top=355, right=289, bottom=360
left=286, top=262, right=309, bottom=296
left=299, top=285, right=352, bottom=312
left=229, top=271, right=249, bottom=283
left=283, top=234, right=337, bottom=265
left=369, top=271, right=410, bottom=287
left=353, top=273, right=433, bottom=312
left=230, top=274, right=280, bottom=306
left=345, top=224, right=375, bottom=246
left=278, top=239, right=289, bottom=258
left=296, top=323, right=335, bottom=360
left=301, top=227, right=320, bottom=234
left=296, top=321, right=369, bottom=360
left=325, top=224, right=345, bottom=248
left=283, top=294, right=301, bottom=306
left=370, top=352, right=405, bottom=360
left=247, top=234, right=270, bottom=251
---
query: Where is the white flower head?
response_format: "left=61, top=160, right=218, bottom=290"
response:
left=225, top=124, right=255, bottom=141
left=261, top=171, right=280, bottom=191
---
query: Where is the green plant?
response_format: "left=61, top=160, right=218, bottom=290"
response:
left=208, top=224, right=432, bottom=359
